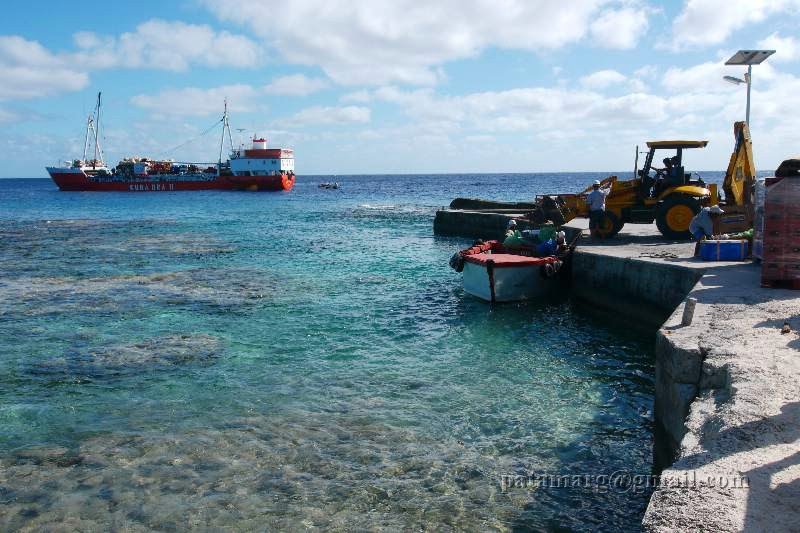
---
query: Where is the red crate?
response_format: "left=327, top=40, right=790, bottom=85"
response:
left=762, top=278, right=800, bottom=289
left=764, top=212, right=800, bottom=226
left=764, top=231, right=800, bottom=245
left=762, top=260, right=800, bottom=278
left=763, top=243, right=800, bottom=258
left=762, top=175, right=800, bottom=290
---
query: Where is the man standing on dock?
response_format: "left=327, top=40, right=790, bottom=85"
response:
left=587, top=180, right=610, bottom=238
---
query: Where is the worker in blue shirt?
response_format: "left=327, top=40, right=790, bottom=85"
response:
left=586, top=180, right=611, bottom=238
left=689, top=205, right=724, bottom=255
left=689, top=205, right=724, bottom=241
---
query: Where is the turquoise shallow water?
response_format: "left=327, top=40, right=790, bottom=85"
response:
left=0, top=175, right=659, bottom=531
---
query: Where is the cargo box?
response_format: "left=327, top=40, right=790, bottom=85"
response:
left=699, top=239, right=749, bottom=261
left=712, top=204, right=753, bottom=234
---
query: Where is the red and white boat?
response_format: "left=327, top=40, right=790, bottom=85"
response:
left=46, top=93, right=295, bottom=192
left=450, top=240, right=568, bottom=303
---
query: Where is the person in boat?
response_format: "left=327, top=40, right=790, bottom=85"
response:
left=505, top=219, right=518, bottom=237
left=586, top=180, right=611, bottom=238
left=503, top=219, right=526, bottom=247
left=503, top=219, right=538, bottom=248
left=555, top=230, right=568, bottom=254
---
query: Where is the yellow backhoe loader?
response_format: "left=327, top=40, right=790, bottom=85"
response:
left=527, top=121, right=756, bottom=239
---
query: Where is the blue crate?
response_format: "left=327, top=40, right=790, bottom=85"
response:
left=699, top=239, right=749, bottom=261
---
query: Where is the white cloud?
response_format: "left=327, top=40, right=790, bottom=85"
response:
left=0, top=107, right=18, bottom=123
left=371, top=85, right=670, bottom=134
left=340, top=90, right=372, bottom=103
left=634, top=65, right=658, bottom=79
left=465, top=134, right=496, bottom=143
left=203, top=0, right=645, bottom=85
left=660, top=60, right=780, bottom=94
left=757, top=32, right=799, bottom=62
left=590, top=7, right=649, bottom=49
left=291, top=105, right=371, bottom=125
left=263, top=74, right=329, bottom=96
left=580, top=69, right=628, bottom=89
left=629, top=79, right=648, bottom=92
left=670, top=0, right=800, bottom=50
left=73, top=19, right=262, bottom=71
left=131, top=85, right=259, bottom=117
left=0, top=20, right=261, bottom=105
left=662, top=61, right=724, bottom=91
left=0, top=36, right=88, bottom=101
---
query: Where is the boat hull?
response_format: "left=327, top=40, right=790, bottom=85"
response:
left=462, top=260, right=558, bottom=302
left=46, top=168, right=295, bottom=192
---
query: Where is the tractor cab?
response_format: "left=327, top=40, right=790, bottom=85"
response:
left=637, top=140, right=708, bottom=199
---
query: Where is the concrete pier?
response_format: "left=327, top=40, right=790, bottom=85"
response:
left=435, top=206, right=800, bottom=531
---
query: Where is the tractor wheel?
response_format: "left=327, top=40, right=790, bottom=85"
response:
left=655, top=195, right=701, bottom=239
left=595, top=211, right=624, bottom=239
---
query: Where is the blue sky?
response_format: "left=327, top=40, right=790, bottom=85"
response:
left=2, top=0, right=799, bottom=177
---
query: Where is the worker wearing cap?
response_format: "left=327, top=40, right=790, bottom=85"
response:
left=586, top=180, right=611, bottom=238
left=689, top=205, right=724, bottom=241
left=503, top=219, right=526, bottom=247
left=505, top=218, right=518, bottom=238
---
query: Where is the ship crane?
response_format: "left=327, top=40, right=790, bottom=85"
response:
left=82, top=92, right=104, bottom=169
left=218, top=99, right=234, bottom=172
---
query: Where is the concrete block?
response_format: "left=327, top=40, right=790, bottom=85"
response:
left=571, top=252, right=700, bottom=329
left=699, top=360, right=731, bottom=393
left=433, top=209, right=511, bottom=240
left=655, top=333, right=703, bottom=383
left=655, top=364, right=698, bottom=447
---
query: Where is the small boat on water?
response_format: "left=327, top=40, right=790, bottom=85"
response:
left=449, top=225, right=578, bottom=303
left=319, top=182, right=340, bottom=189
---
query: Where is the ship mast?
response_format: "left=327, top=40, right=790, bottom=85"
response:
left=218, top=99, right=234, bottom=174
left=82, top=114, right=93, bottom=163
left=93, top=92, right=102, bottom=168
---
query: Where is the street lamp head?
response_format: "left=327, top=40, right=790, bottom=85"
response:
left=724, top=75, right=746, bottom=85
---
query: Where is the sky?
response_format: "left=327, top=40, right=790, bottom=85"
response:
left=2, top=0, right=799, bottom=177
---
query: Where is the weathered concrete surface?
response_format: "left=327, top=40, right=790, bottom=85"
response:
left=642, top=261, right=800, bottom=532
left=563, top=220, right=800, bottom=532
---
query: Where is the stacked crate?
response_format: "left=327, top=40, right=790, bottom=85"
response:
left=761, top=175, right=800, bottom=288
left=752, top=178, right=766, bottom=260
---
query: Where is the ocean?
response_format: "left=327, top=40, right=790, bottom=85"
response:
left=0, top=173, right=695, bottom=530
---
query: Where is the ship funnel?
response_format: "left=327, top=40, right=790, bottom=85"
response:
left=252, top=137, right=267, bottom=150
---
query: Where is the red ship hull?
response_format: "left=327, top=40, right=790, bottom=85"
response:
left=46, top=168, right=295, bottom=192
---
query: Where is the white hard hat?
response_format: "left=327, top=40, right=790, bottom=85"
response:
left=593, top=180, right=601, bottom=186
left=507, top=219, right=517, bottom=228
left=709, top=205, right=724, bottom=214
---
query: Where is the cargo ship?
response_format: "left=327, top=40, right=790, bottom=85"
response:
left=46, top=93, right=295, bottom=192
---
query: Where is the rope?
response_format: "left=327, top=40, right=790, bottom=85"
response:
left=155, top=117, right=224, bottom=159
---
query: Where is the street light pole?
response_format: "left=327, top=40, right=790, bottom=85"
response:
left=724, top=50, right=774, bottom=127
left=745, top=64, right=752, bottom=125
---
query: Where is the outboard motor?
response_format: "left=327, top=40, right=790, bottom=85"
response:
left=449, top=251, right=465, bottom=272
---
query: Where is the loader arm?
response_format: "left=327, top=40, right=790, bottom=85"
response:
left=723, top=121, right=756, bottom=206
